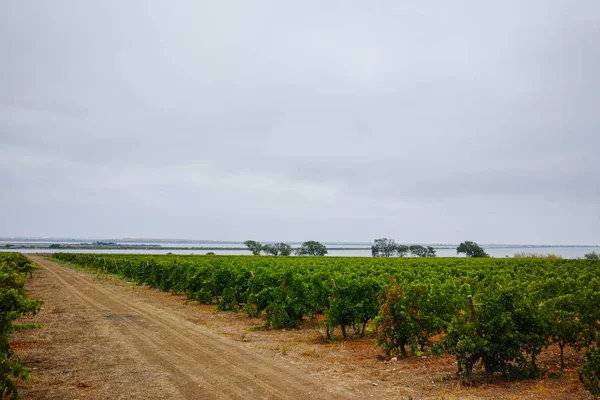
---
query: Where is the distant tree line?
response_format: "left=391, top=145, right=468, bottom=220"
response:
left=246, top=238, right=490, bottom=258
left=243, top=240, right=328, bottom=256
left=371, top=238, right=437, bottom=258
left=371, top=238, right=490, bottom=258
left=584, top=251, right=599, bottom=260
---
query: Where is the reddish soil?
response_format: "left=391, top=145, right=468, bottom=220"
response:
left=11, top=255, right=594, bottom=399
left=10, top=341, right=35, bottom=352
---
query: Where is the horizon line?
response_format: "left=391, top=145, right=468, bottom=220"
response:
left=0, top=236, right=598, bottom=247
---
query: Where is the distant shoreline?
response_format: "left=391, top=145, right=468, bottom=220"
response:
left=0, top=243, right=373, bottom=251
left=1, top=242, right=598, bottom=252
left=0, top=238, right=598, bottom=248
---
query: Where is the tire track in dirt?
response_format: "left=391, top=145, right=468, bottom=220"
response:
left=28, top=256, right=353, bottom=400
left=33, top=258, right=216, bottom=398
left=39, top=261, right=290, bottom=399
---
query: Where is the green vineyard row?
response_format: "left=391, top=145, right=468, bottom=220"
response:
left=53, top=253, right=600, bottom=393
left=1, top=253, right=41, bottom=399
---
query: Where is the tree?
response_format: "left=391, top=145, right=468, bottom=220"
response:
left=296, top=241, right=328, bottom=256
left=584, top=251, right=599, bottom=260
left=396, top=245, right=410, bottom=257
left=456, top=241, right=489, bottom=258
left=372, top=238, right=400, bottom=257
left=244, top=240, right=263, bottom=255
left=262, top=244, right=278, bottom=256
left=423, top=245, right=437, bottom=257
left=263, top=243, right=292, bottom=256
left=409, top=245, right=436, bottom=258
left=278, top=243, right=293, bottom=256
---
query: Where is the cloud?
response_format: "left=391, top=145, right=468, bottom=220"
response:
left=1, top=0, right=599, bottom=244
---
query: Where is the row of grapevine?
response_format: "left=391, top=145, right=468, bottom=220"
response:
left=1, top=253, right=42, bottom=399
left=53, top=253, right=600, bottom=392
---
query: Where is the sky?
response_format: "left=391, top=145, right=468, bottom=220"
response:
left=1, top=1, right=599, bottom=244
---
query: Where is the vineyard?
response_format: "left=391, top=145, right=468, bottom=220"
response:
left=0, top=253, right=41, bottom=399
left=53, top=253, right=600, bottom=394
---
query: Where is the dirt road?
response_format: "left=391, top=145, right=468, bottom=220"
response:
left=17, top=256, right=353, bottom=399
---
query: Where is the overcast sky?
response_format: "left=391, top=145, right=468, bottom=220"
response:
left=1, top=1, right=599, bottom=244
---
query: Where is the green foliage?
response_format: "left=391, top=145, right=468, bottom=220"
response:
left=409, top=245, right=436, bottom=258
left=262, top=244, right=278, bottom=256
left=296, top=241, right=328, bottom=256
left=543, top=293, right=587, bottom=368
left=53, top=252, right=600, bottom=391
left=456, top=241, right=489, bottom=258
left=0, top=253, right=42, bottom=399
left=442, top=286, right=548, bottom=377
left=585, top=251, right=600, bottom=260
left=374, top=279, right=416, bottom=357
left=372, top=238, right=403, bottom=257
left=263, top=243, right=292, bottom=256
left=326, top=276, right=380, bottom=339
left=10, top=324, right=42, bottom=332
left=371, top=239, right=413, bottom=257
left=372, top=238, right=396, bottom=257
left=396, top=245, right=410, bottom=257
left=263, top=272, right=307, bottom=328
left=277, top=243, right=293, bottom=256
left=579, top=345, right=600, bottom=397
left=374, top=278, right=448, bottom=358
left=244, top=240, right=264, bottom=255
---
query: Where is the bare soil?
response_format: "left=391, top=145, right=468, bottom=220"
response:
left=11, top=255, right=593, bottom=399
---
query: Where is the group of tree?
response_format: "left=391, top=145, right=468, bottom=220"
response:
left=248, top=237, right=490, bottom=258
left=263, top=243, right=293, bottom=256
left=584, top=251, right=599, bottom=260
left=409, top=245, right=437, bottom=257
left=244, top=240, right=327, bottom=256
left=371, top=238, right=491, bottom=258
left=371, top=238, right=436, bottom=258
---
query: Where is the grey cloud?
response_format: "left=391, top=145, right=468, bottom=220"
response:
left=1, top=0, right=599, bottom=243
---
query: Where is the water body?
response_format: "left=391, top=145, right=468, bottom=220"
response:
left=1, top=241, right=597, bottom=259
